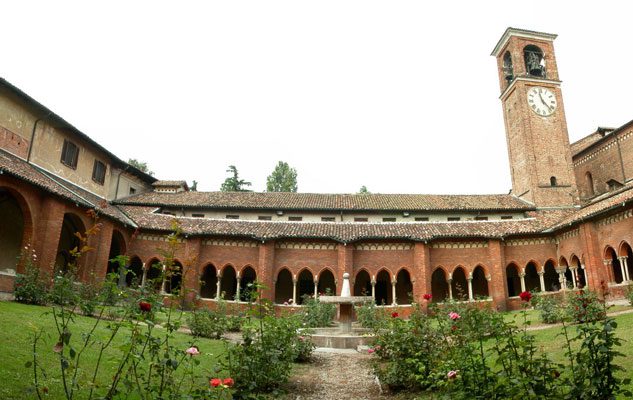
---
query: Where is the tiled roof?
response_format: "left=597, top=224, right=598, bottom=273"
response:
left=547, top=183, right=633, bottom=231
left=0, top=149, right=136, bottom=227
left=570, top=131, right=606, bottom=156
left=120, top=205, right=572, bottom=242
left=116, top=191, right=535, bottom=212
left=153, top=180, right=188, bottom=187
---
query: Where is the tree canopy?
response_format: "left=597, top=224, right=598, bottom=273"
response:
left=220, top=165, right=252, bottom=192
left=128, top=158, right=154, bottom=176
left=266, top=161, right=298, bottom=192
left=358, top=185, right=370, bottom=194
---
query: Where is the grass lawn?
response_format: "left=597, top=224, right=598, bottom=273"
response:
left=0, top=301, right=226, bottom=400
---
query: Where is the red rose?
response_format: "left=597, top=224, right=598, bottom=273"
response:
left=210, top=378, right=222, bottom=388
left=423, top=293, right=432, bottom=301
left=139, top=301, right=152, bottom=312
left=519, top=291, right=532, bottom=302
left=223, top=378, right=234, bottom=387
left=391, top=312, right=399, bottom=318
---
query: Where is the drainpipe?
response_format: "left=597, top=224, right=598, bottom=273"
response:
left=26, top=112, right=53, bottom=163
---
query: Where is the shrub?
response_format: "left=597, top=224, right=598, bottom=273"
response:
left=625, top=285, right=633, bottom=306
left=48, top=272, right=80, bottom=306
left=188, top=309, right=229, bottom=339
left=301, top=294, right=336, bottom=328
left=13, top=246, right=48, bottom=305
left=566, top=290, right=606, bottom=323
left=355, top=301, right=387, bottom=331
left=78, top=281, right=100, bottom=316
left=293, top=334, right=316, bottom=362
left=533, top=293, right=564, bottom=324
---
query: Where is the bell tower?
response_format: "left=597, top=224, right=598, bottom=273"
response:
left=491, top=28, right=578, bottom=207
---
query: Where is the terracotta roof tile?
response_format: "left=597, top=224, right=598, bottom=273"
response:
left=117, top=191, right=535, bottom=212
left=120, top=205, right=571, bottom=242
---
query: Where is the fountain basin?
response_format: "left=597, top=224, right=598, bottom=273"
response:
left=307, top=325, right=375, bottom=349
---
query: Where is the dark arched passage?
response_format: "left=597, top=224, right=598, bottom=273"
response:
left=506, top=263, right=521, bottom=297
left=220, top=265, right=237, bottom=300
left=275, top=269, right=293, bottom=304
left=395, top=269, right=413, bottom=304
left=353, top=270, right=371, bottom=297
left=375, top=270, right=391, bottom=305
left=451, top=267, right=468, bottom=301
left=431, top=268, right=448, bottom=302
left=471, top=266, right=489, bottom=298
left=0, top=189, right=25, bottom=273
left=239, top=266, right=257, bottom=301
left=317, top=269, right=336, bottom=296
left=297, top=269, right=315, bottom=305
left=200, top=264, right=218, bottom=299
left=55, top=213, right=86, bottom=273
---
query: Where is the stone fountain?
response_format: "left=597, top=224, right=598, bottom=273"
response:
left=309, top=272, right=374, bottom=349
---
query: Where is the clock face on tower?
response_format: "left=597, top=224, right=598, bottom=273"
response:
left=527, top=86, right=557, bottom=116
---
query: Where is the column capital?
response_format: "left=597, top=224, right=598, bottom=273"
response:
left=537, top=271, right=544, bottom=276
left=603, top=259, right=612, bottom=266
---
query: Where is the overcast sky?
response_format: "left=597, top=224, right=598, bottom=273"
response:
left=2, top=1, right=631, bottom=194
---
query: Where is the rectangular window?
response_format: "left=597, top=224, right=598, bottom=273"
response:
left=288, top=216, right=303, bottom=221
left=354, top=217, right=369, bottom=222
left=501, top=215, right=513, bottom=220
left=447, top=217, right=461, bottom=221
left=382, top=217, right=396, bottom=222
left=226, top=215, right=239, bottom=219
left=258, top=216, right=272, bottom=221
left=474, top=216, right=488, bottom=221
left=415, top=217, right=429, bottom=222
left=129, top=187, right=137, bottom=195
left=60, top=139, right=79, bottom=169
left=192, top=213, right=205, bottom=218
left=92, top=160, right=106, bottom=185
left=321, top=217, right=335, bottom=222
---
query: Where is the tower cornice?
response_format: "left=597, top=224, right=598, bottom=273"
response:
left=491, top=27, right=558, bottom=57
left=499, top=76, right=562, bottom=100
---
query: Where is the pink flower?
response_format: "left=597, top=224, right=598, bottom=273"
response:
left=447, top=370, right=458, bottom=379
left=283, top=301, right=289, bottom=306
left=449, top=312, right=460, bottom=320
left=391, top=312, right=399, bottom=318
left=368, top=348, right=375, bottom=354
left=185, top=346, right=200, bottom=356
left=423, top=293, right=432, bottom=301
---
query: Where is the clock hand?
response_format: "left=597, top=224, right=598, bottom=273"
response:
left=538, top=92, right=553, bottom=111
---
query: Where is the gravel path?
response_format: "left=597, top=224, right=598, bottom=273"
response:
left=285, top=350, right=382, bottom=400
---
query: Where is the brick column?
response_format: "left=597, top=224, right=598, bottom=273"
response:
left=487, top=240, right=507, bottom=310
left=412, top=242, right=431, bottom=307
left=86, top=219, right=114, bottom=282
left=258, top=241, right=275, bottom=301
left=336, top=243, right=353, bottom=296
left=182, top=237, right=202, bottom=304
left=31, top=197, right=66, bottom=278
left=579, top=222, right=608, bottom=290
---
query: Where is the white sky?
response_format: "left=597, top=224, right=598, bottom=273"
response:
left=2, top=1, right=632, bottom=194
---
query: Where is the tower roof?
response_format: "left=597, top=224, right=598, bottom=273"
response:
left=491, top=27, right=558, bottom=57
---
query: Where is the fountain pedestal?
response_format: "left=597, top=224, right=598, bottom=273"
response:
left=311, top=273, right=374, bottom=349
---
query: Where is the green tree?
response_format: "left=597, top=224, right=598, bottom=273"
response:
left=266, top=161, right=298, bottom=192
left=128, top=158, right=154, bottom=176
left=190, top=180, right=198, bottom=192
left=220, top=165, right=252, bottom=192
left=358, top=185, right=370, bottom=194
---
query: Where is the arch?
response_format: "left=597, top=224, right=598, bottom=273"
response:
left=524, top=44, right=545, bottom=77
left=165, top=260, right=182, bottom=294
left=145, top=257, right=162, bottom=291
left=550, top=176, right=557, bottom=187
left=317, top=268, right=336, bottom=296
left=375, top=269, right=391, bottom=305
left=502, top=51, right=514, bottom=83
left=451, top=267, right=468, bottom=301
left=200, top=263, right=218, bottom=299
left=0, top=189, right=27, bottom=273
left=297, top=268, right=315, bottom=304
left=605, top=246, right=623, bottom=283
left=431, top=268, right=449, bottom=302
left=239, top=266, right=257, bottom=301
left=524, top=262, right=540, bottom=292
left=506, top=263, right=521, bottom=297
left=220, top=265, right=237, bottom=299
left=106, top=230, right=127, bottom=283
left=395, top=269, right=413, bottom=305
left=586, top=172, right=595, bottom=197
left=55, top=213, right=86, bottom=273
left=543, top=260, right=559, bottom=292
left=353, top=269, right=372, bottom=297
left=127, top=256, right=143, bottom=287
left=471, top=265, right=489, bottom=298
left=275, top=268, right=293, bottom=304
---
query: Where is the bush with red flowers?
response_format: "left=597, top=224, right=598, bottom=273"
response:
left=519, top=291, right=532, bottom=302
left=391, top=312, right=399, bottom=318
